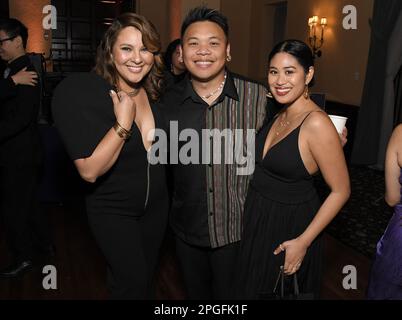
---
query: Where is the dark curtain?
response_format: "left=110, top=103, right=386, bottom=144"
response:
left=394, top=67, right=402, bottom=125
left=120, top=0, right=136, bottom=13
left=0, top=0, right=8, bottom=74
left=351, top=0, right=402, bottom=168
left=375, top=10, right=402, bottom=169
left=0, top=0, right=9, bottom=19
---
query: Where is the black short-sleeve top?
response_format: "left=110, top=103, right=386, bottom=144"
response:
left=52, top=72, right=167, bottom=216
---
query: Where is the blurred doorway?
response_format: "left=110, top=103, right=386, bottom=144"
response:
left=253, top=1, right=287, bottom=83
left=271, top=1, right=287, bottom=47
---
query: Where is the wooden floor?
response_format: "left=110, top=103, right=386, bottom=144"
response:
left=0, top=201, right=371, bottom=300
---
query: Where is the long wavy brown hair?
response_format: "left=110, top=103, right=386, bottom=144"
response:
left=94, top=13, right=164, bottom=101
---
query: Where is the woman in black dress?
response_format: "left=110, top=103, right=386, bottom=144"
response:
left=234, top=40, right=350, bottom=299
left=52, top=13, right=168, bottom=299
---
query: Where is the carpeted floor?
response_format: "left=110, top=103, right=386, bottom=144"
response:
left=315, top=165, right=394, bottom=258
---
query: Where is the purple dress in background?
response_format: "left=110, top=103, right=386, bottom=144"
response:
left=367, top=169, right=402, bottom=300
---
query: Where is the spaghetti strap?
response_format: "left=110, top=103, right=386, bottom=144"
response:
left=234, top=107, right=323, bottom=299
left=300, top=110, right=324, bottom=126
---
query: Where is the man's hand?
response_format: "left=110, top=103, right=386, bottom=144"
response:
left=340, top=126, right=348, bottom=147
left=11, top=67, right=38, bottom=86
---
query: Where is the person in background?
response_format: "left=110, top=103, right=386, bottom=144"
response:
left=0, top=18, right=52, bottom=278
left=163, top=38, right=186, bottom=88
left=367, top=123, right=402, bottom=300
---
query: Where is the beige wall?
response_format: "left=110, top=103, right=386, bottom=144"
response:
left=137, top=0, right=170, bottom=49
left=246, top=0, right=276, bottom=83
left=182, top=0, right=221, bottom=19
left=226, top=0, right=373, bottom=106
left=285, top=0, right=374, bottom=105
left=221, top=0, right=253, bottom=76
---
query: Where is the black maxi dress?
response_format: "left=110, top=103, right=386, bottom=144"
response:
left=52, top=73, right=168, bottom=299
left=234, top=113, right=323, bottom=299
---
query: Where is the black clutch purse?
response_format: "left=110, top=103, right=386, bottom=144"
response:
left=258, top=265, right=315, bottom=300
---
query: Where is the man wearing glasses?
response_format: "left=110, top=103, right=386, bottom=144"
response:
left=0, top=18, right=52, bottom=278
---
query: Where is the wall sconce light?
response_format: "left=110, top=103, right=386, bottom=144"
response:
left=308, top=15, right=327, bottom=58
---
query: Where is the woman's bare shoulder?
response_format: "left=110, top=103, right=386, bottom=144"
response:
left=389, top=123, right=402, bottom=151
left=302, top=109, right=332, bottom=132
left=393, top=123, right=402, bottom=137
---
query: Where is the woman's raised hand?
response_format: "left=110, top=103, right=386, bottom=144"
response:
left=109, top=90, right=136, bottom=130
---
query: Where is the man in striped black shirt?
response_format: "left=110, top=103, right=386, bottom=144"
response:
left=161, top=6, right=271, bottom=299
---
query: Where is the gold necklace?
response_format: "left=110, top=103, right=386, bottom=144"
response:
left=126, top=89, right=140, bottom=97
left=115, top=86, right=140, bottom=98
left=276, top=119, right=290, bottom=136
left=275, top=112, right=304, bottom=136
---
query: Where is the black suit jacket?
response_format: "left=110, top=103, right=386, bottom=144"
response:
left=0, top=77, right=17, bottom=99
left=0, top=55, right=43, bottom=167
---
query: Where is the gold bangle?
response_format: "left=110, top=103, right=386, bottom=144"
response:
left=113, top=122, right=132, bottom=140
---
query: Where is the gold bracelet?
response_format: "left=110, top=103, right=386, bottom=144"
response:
left=113, top=122, right=132, bottom=140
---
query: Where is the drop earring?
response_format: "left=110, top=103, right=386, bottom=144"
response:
left=267, top=91, right=273, bottom=98
left=303, top=85, right=309, bottom=99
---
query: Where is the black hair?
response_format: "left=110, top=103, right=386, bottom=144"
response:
left=268, top=39, right=315, bottom=87
left=163, top=38, right=181, bottom=70
left=181, top=6, right=229, bottom=40
left=0, top=18, right=28, bottom=49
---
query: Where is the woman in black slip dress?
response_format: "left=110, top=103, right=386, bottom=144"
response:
left=52, top=13, right=168, bottom=299
left=234, top=40, right=351, bottom=299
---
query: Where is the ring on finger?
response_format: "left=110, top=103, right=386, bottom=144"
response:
left=279, top=244, right=285, bottom=251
